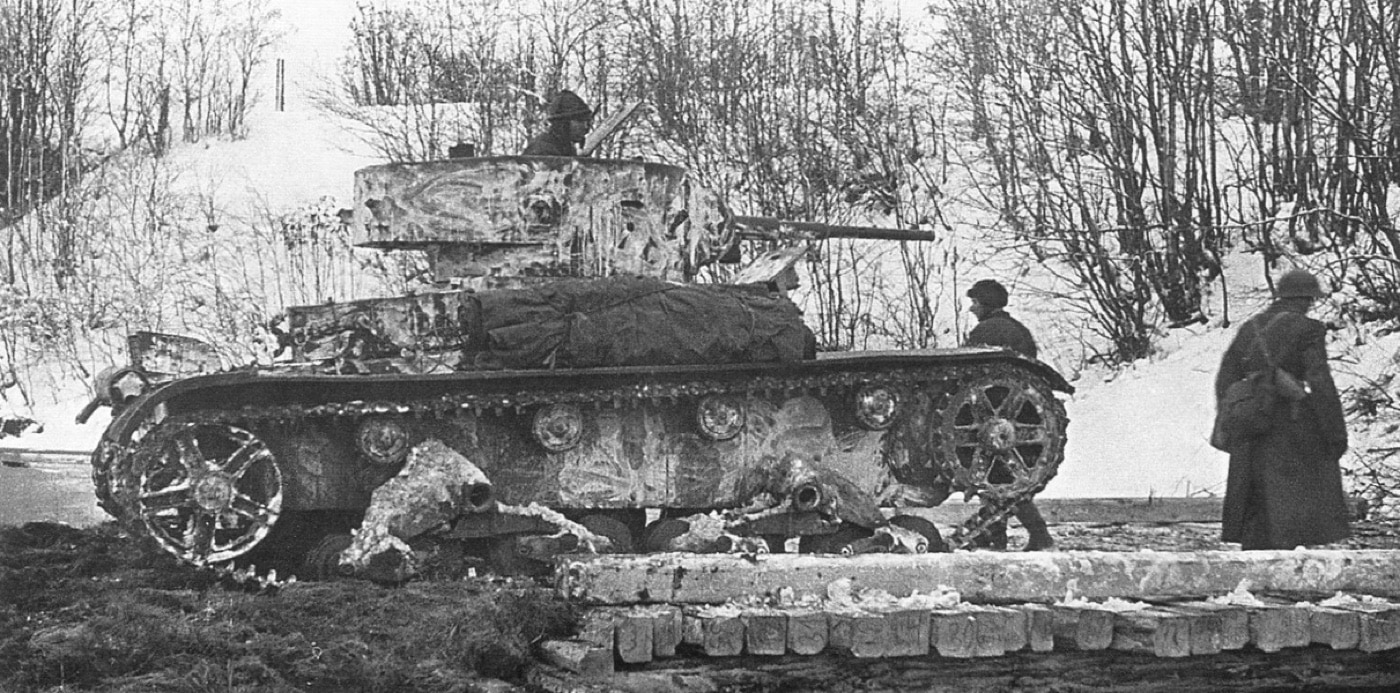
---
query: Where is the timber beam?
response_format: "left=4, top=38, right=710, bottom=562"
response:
left=892, top=496, right=1369, bottom=525
left=553, top=595, right=1400, bottom=664
left=556, top=549, right=1400, bottom=606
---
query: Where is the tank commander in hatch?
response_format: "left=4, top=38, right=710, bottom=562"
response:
left=522, top=90, right=594, bottom=157
left=963, top=279, right=1055, bottom=551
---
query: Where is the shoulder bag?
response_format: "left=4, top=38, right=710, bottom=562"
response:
left=1211, top=313, right=1310, bottom=450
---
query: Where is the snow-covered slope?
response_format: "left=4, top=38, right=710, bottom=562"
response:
left=3, top=65, right=1391, bottom=508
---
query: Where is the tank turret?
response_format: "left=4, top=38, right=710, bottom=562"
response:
left=351, top=156, right=936, bottom=288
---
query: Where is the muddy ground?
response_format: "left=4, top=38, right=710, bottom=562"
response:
left=3, top=520, right=1400, bottom=692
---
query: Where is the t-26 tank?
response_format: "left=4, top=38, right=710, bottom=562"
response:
left=85, top=155, right=1073, bottom=580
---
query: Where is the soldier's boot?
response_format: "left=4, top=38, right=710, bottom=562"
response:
left=1018, top=502, right=1055, bottom=551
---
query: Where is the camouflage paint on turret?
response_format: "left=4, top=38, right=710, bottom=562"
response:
left=352, top=157, right=695, bottom=285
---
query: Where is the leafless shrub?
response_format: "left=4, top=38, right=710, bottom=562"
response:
left=1339, top=373, right=1400, bottom=520
left=1215, top=0, right=1400, bottom=324
left=619, top=0, right=957, bottom=350
left=936, top=0, right=1231, bottom=362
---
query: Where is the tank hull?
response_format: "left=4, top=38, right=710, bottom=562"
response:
left=93, top=349, right=1070, bottom=571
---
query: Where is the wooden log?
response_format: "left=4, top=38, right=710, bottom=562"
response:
left=828, top=608, right=887, bottom=658
left=1052, top=604, right=1115, bottom=651
left=827, top=609, right=855, bottom=652
left=612, top=608, right=654, bottom=664
left=556, top=549, right=1400, bottom=605
left=929, top=607, right=980, bottom=658
left=741, top=608, right=788, bottom=656
left=1305, top=605, right=1361, bottom=650
left=875, top=606, right=931, bottom=657
left=1110, top=608, right=1192, bottom=658
left=644, top=605, right=682, bottom=657
left=1171, top=602, right=1249, bottom=650
left=786, top=608, right=829, bottom=655
left=885, top=496, right=1367, bottom=525
left=1156, top=604, right=1223, bottom=655
left=538, top=639, right=614, bottom=678
left=681, top=608, right=703, bottom=648
left=577, top=609, right=615, bottom=649
left=970, top=606, right=1009, bottom=658
left=980, top=607, right=1036, bottom=655
left=1013, top=604, right=1055, bottom=653
left=682, top=606, right=745, bottom=657
left=1334, top=601, right=1400, bottom=653
left=850, top=610, right=889, bottom=658
left=1245, top=603, right=1311, bottom=653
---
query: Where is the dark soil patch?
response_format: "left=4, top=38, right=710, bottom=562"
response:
left=0, top=522, right=576, bottom=692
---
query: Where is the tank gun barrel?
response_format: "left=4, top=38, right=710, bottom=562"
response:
left=730, top=215, right=936, bottom=243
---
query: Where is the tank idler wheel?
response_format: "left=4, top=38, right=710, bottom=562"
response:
left=798, top=525, right=874, bottom=555
left=303, top=533, right=355, bottom=581
left=889, top=515, right=948, bottom=553
left=641, top=518, right=691, bottom=553
left=136, top=423, right=283, bottom=566
left=577, top=514, right=636, bottom=553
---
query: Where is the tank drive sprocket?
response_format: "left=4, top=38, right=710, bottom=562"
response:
left=934, top=365, right=1068, bottom=549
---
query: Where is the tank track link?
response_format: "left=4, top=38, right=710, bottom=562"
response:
left=96, top=361, right=1062, bottom=561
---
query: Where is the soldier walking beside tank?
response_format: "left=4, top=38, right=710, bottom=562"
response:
left=523, top=90, right=594, bottom=157
left=1213, top=269, right=1350, bottom=550
left=963, top=279, right=1055, bottom=551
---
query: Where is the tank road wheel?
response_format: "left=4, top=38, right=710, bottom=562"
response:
left=889, top=515, right=947, bottom=553
left=641, top=518, right=691, bottom=553
left=937, top=369, right=1067, bottom=504
left=135, top=423, right=283, bottom=566
left=798, top=525, right=874, bottom=555
left=577, top=513, right=636, bottom=553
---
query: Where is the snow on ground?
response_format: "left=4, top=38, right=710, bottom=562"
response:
left=1048, top=322, right=1234, bottom=499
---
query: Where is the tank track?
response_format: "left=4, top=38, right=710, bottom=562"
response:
left=96, top=360, right=1065, bottom=567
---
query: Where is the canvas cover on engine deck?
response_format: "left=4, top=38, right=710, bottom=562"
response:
left=472, top=276, right=815, bottom=369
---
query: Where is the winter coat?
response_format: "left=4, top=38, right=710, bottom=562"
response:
left=966, top=309, right=1038, bottom=359
left=1213, top=300, right=1350, bottom=549
left=522, top=126, right=577, bottom=156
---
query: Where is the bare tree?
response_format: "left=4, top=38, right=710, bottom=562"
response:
left=328, top=0, right=543, bottom=160
left=937, top=0, right=1231, bottom=361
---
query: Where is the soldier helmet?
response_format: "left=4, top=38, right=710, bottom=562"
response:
left=1275, top=269, right=1327, bottom=299
left=547, top=90, right=593, bottom=121
left=967, top=279, right=1009, bottom=310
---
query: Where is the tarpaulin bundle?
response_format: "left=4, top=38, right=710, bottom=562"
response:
left=471, top=276, right=814, bottom=369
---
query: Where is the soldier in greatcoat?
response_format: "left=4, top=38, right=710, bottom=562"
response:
left=522, top=90, right=594, bottom=156
left=963, top=279, right=1055, bottom=551
left=1213, top=269, right=1350, bottom=549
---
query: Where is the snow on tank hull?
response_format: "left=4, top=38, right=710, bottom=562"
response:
left=91, top=347, right=1070, bottom=573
